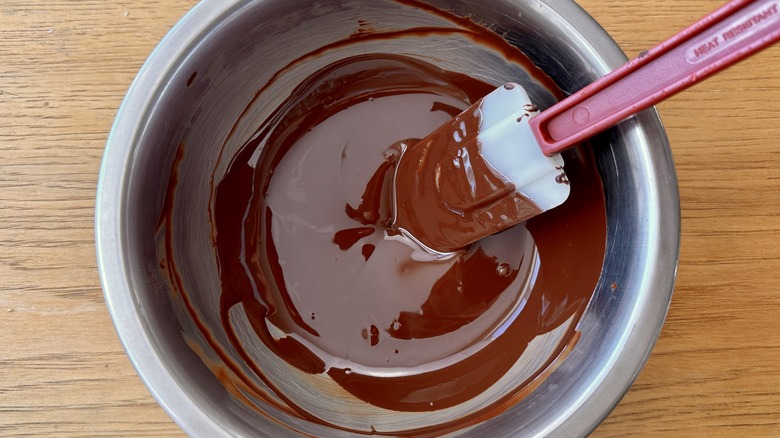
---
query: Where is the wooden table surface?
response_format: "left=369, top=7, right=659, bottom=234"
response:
left=2, top=0, right=779, bottom=436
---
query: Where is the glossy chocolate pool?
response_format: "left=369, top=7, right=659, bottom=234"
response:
left=159, top=57, right=605, bottom=438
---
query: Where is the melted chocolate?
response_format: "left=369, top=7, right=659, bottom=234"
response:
left=211, top=54, right=605, bottom=430
left=158, top=3, right=607, bottom=436
left=392, top=97, right=542, bottom=252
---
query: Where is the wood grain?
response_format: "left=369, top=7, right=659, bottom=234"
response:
left=1, top=0, right=778, bottom=436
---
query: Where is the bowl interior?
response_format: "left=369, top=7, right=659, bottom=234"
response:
left=98, top=0, right=679, bottom=436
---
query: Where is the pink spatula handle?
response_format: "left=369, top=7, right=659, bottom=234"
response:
left=531, top=0, right=780, bottom=156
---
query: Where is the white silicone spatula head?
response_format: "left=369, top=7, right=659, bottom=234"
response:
left=392, top=0, right=780, bottom=253
left=391, top=84, right=568, bottom=254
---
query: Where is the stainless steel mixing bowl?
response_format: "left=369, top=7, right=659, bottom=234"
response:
left=96, top=0, right=680, bottom=436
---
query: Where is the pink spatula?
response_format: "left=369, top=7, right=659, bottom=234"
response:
left=392, top=0, right=780, bottom=253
